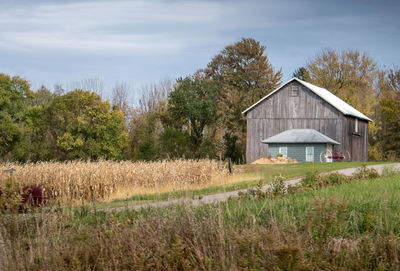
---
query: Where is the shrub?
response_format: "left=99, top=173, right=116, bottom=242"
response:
left=270, top=175, right=286, bottom=197
left=21, top=185, right=47, bottom=208
left=301, top=171, right=323, bottom=189
left=324, top=172, right=349, bottom=186
left=0, top=180, right=22, bottom=213
left=0, top=182, right=47, bottom=213
left=240, top=175, right=289, bottom=200
left=241, top=180, right=265, bottom=199
left=352, top=165, right=379, bottom=180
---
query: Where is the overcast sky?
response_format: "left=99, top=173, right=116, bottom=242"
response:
left=1, top=0, right=399, bottom=101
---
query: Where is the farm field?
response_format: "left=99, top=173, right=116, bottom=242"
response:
left=1, top=165, right=400, bottom=269
left=0, top=160, right=228, bottom=204
left=94, top=161, right=391, bottom=208
left=0, top=160, right=391, bottom=208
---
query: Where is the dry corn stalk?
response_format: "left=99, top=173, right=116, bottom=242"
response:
left=0, top=160, right=228, bottom=203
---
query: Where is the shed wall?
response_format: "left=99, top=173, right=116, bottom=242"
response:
left=268, top=143, right=329, bottom=163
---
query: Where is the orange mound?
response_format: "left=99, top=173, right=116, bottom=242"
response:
left=251, top=156, right=297, bottom=164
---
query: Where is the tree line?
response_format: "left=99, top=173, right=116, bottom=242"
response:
left=1, top=38, right=399, bottom=162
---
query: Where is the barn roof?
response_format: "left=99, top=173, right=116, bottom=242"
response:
left=262, top=129, right=340, bottom=145
left=242, top=77, right=373, bottom=122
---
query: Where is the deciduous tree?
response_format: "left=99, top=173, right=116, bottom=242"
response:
left=305, top=49, right=378, bottom=118
left=205, top=38, right=282, bottom=161
left=47, top=90, right=127, bottom=160
left=168, top=74, right=218, bottom=158
left=377, top=67, right=400, bottom=159
left=0, top=74, right=32, bottom=159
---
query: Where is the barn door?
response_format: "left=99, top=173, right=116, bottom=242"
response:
left=351, top=135, right=361, bottom=161
left=306, top=146, right=314, bottom=162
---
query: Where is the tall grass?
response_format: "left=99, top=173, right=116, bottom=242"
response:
left=0, top=160, right=228, bottom=203
left=1, top=174, right=400, bottom=270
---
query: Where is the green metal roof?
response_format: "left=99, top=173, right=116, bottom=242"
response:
left=262, top=129, right=340, bottom=145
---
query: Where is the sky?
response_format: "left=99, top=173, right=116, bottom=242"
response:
left=0, top=0, right=399, bottom=101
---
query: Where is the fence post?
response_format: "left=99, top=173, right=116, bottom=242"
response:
left=228, top=158, right=232, bottom=174
left=3, top=168, right=16, bottom=181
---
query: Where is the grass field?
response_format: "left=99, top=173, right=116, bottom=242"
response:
left=1, top=165, right=400, bottom=270
left=98, top=161, right=390, bottom=208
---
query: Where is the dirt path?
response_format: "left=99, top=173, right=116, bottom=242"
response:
left=103, top=163, right=400, bottom=213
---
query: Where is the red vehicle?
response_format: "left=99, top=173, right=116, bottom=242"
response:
left=320, top=150, right=351, bottom=162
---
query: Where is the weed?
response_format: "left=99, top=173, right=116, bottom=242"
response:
left=240, top=175, right=289, bottom=200
left=352, top=164, right=380, bottom=180
left=381, top=166, right=400, bottom=178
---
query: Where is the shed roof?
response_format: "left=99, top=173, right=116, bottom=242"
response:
left=262, top=129, right=340, bottom=145
left=242, top=77, right=372, bottom=122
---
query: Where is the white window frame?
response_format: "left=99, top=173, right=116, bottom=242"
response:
left=355, top=118, right=359, bottom=133
left=305, top=146, right=314, bottom=162
left=278, top=147, right=287, bottom=158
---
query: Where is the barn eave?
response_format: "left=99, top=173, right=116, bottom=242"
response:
left=261, top=129, right=340, bottom=145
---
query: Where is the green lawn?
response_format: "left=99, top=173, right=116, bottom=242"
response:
left=96, top=161, right=391, bottom=209
left=218, top=173, right=400, bottom=233
left=234, top=161, right=391, bottom=180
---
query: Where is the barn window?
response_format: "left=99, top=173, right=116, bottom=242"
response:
left=278, top=147, right=287, bottom=158
left=291, top=86, right=299, bottom=96
left=355, top=118, right=358, bottom=133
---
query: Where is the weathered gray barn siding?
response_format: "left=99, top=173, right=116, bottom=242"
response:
left=341, top=117, right=369, bottom=162
left=269, top=143, right=329, bottom=162
left=246, top=81, right=344, bottom=163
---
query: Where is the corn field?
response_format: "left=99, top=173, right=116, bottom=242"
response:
left=0, top=160, right=228, bottom=203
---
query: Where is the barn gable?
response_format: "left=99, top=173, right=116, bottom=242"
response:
left=243, top=77, right=372, bottom=122
left=245, top=80, right=342, bottom=120
left=243, top=78, right=371, bottom=163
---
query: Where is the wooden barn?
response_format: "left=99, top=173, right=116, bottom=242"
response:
left=242, top=78, right=372, bottom=163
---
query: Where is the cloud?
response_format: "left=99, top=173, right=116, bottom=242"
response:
left=1, top=0, right=392, bottom=55
left=0, top=0, right=334, bottom=54
left=0, top=0, right=236, bottom=54
left=0, top=0, right=399, bottom=91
